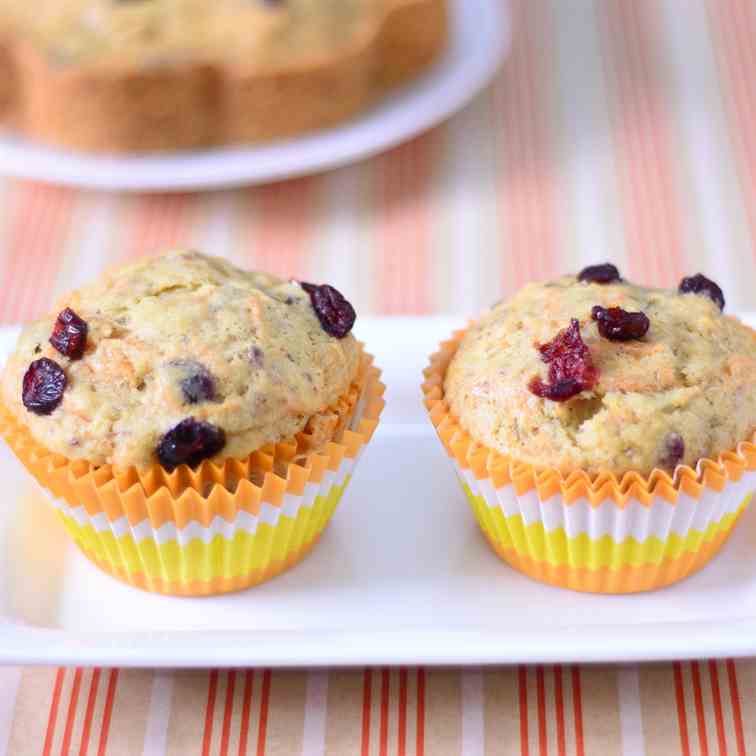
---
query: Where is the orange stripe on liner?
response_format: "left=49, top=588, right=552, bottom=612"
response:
left=691, top=662, right=710, bottom=756
left=237, top=671, right=254, bottom=756
left=416, top=668, right=425, bottom=756
left=361, top=670, right=372, bottom=756
left=553, top=667, right=566, bottom=756
left=42, top=668, right=65, bottom=756
left=708, top=661, right=728, bottom=756
left=256, top=670, right=271, bottom=756
left=96, top=669, right=119, bottom=756
left=726, top=660, right=746, bottom=756
left=673, top=663, right=691, bottom=756
left=202, top=670, right=219, bottom=756
left=518, top=666, right=529, bottom=756
left=78, top=668, right=101, bottom=756
left=220, top=670, right=237, bottom=756
left=571, top=667, right=584, bottom=756
left=536, top=667, right=547, bottom=756
left=379, top=669, right=390, bottom=756
left=397, top=668, right=408, bottom=756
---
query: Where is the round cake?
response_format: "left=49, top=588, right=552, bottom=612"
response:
left=1, top=250, right=361, bottom=469
left=0, top=0, right=447, bottom=152
left=444, top=267, right=756, bottom=476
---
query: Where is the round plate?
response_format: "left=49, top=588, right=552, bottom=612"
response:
left=0, top=0, right=509, bottom=192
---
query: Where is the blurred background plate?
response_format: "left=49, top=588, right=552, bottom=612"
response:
left=0, top=0, right=510, bottom=193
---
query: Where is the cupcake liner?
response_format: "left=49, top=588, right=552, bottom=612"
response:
left=1, top=348, right=384, bottom=596
left=423, top=329, right=756, bottom=593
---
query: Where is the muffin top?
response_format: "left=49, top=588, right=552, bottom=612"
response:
left=444, top=267, right=756, bottom=476
left=1, top=0, right=376, bottom=69
left=1, top=250, right=360, bottom=469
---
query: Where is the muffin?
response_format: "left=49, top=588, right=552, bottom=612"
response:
left=0, top=0, right=447, bottom=153
left=0, top=250, right=384, bottom=595
left=423, top=265, right=756, bottom=593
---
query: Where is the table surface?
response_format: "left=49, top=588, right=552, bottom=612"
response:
left=1, top=0, right=756, bottom=753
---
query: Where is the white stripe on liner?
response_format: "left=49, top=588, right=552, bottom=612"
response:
left=301, top=671, right=329, bottom=756
left=461, top=670, right=484, bottom=756
left=617, top=666, right=645, bottom=756
left=49, top=496, right=325, bottom=544
left=142, top=671, right=174, bottom=756
left=44, top=457, right=357, bottom=546
left=0, top=667, right=21, bottom=756
left=462, top=467, right=753, bottom=541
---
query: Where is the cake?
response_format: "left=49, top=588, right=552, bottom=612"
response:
left=0, top=0, right=448, bottom=152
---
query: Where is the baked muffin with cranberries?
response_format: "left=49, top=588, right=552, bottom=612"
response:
left=0, top=250, right=383, bottom=596
left=1, top=250, right=361, bottom=470
left=427, top=264, right=756, bottom=593
left=444, top=265, right=756, bottom=476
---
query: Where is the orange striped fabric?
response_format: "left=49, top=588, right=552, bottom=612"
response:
left=10, top=662, right=756, bottom=755
left=2, top=0, right=756, bottom=754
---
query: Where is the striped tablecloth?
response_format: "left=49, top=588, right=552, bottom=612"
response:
left=0, top=0, right=755, bottom=753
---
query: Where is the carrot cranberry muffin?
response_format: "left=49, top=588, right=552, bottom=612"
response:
left=444, top=265, right=756, bottom=477
left=0, top=0, right=447, bottom=152
left=428, top=265, right=756, bottom=592
left=0, top=250, right=383, bottom=596
left=1, top=250, right=360, bottom=470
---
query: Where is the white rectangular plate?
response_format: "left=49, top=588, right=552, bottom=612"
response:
left=0, top=316, right=755, bottom=668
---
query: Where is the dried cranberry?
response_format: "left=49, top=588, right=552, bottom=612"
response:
left=528, top=319, right=599, bottom=402
left=591, top=305, right=650, bottom=341
left=250, top=346, right=264, bottom=368
left=300, top=282, right=356, bottom=338
left=659, top=433, right=685, bottom=472
left=678, top=274, right=725, bottom=311
left=578, top=263, right=622, bottom=285
left=50, top=308, right=88, bottom=360
left=156, top=418, right=226, bottom=472
left=181, top=374, right=215, bottom=404
left=22, top=358, right=67, bottom=415
left=168, top=360, right=217, bottom=404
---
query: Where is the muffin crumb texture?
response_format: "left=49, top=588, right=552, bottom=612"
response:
left=444, top=274, right=756, bottom=476
left=1, top=250, right=360, bottom=469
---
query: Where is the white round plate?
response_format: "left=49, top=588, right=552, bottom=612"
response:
left=0, top=0, right=509, bottom=192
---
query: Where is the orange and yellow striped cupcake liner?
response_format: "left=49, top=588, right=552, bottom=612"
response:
left=0, top=349, right=384, bottom=596
left=423, top=328, right=756, bottom=593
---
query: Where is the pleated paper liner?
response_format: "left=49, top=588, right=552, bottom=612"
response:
left=0, top=348, right=385, bottom=596
left=422, top=328, right=756, bottom=593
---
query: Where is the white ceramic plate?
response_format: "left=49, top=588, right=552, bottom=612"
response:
left=0, top=316, right=756, bottom=668
left=0, top=0, right=509, bottom=192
